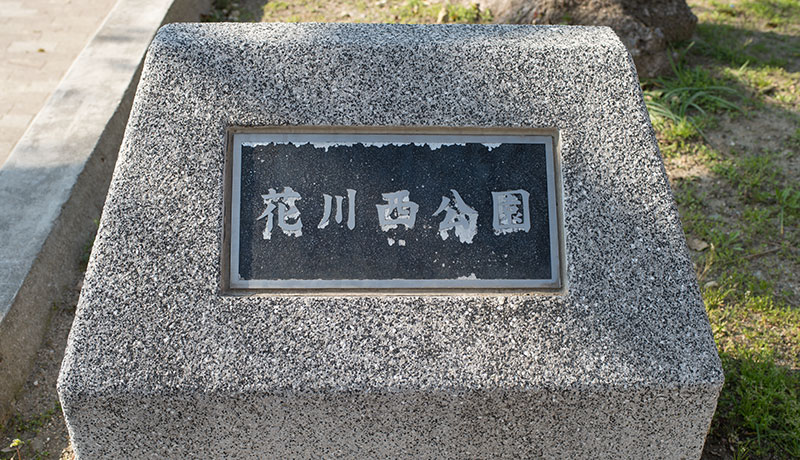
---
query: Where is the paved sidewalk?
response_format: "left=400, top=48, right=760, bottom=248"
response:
left=0, top=0, right=117, bottom=166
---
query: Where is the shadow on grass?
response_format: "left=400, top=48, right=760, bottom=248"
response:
left=202, top=0, right=269, bottom=22
left=704, top=351, right=800, bottom=459
left=660, top=66, right=799, bottom=459
left=693, top=22, right=800, bottom=71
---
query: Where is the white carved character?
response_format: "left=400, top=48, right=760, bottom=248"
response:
left=492, top=189, right=531, bottom=235
left=318, top=189, right=357, bottom=230
left=433, top=189, right=478, bottom=244
left=376, top=190, right=418, bottom=246
left=376, top=190, right=419, bottom=231
left=256, top=186, right=303, bottom=239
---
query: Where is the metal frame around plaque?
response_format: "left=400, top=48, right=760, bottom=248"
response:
left=227, top=130, right=563, bottom=291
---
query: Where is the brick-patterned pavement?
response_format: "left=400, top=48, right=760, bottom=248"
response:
left=0, top=0, right=117, bottom=166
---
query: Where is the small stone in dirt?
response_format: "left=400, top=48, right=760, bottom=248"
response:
left=688, top=237, right=709, bottom=251
left=60, top=444, right=74, bottom=460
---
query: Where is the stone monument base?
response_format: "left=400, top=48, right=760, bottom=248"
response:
left=58, top=23, right=722, bottom=459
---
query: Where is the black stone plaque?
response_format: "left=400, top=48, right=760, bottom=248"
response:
left=229, top=132, right=560, bottom=289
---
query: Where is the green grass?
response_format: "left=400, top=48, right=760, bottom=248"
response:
left=706, top=285, right=800, bottom=458
left=442, top=2, right=492, bottom=23
left=714, top=152, right=781, bottom=202
left=693, top=12, right=798, bottom=69
left=775, top=186, right=800, bottom=236
left=714, top=351, right=800, bottom=458
left=721, top=64, right=800, bottom=108
left=742, top=0, right=800, bottom=26
left=393, top=0, right=491, bottom=23
left=253, top=0, right=493, bottom=24
left=673, top=145, right=800, bottom=458
left=713, top=152, right=800, bottom=239
left=662, top=6, right=799, bottom=456
left=3, top=402, right=60, bottom=436
left=678, top=149, right=798, bottom=283
left=0, top=402, right=61, bottom=460
left=709, top=0, right=740, bottom=17
left=643, top=49, right=742, bottom=150
left=263, top=0, right=289, bottom=12
left=707, top=0, right=800, bottom=26
left=202, top=0, right=236, bottom=21
left=789, top=128, right=800, bottom=148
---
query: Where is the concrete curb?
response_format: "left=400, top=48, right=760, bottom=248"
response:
left=0, top=0, right=211, bottom=422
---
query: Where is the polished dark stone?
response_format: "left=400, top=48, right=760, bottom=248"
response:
left=234, top=140, right=556, bottom=283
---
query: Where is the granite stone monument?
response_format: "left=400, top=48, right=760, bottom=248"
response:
left=58, top=23, right=723, bottom=458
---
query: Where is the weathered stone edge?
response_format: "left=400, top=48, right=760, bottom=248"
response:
left=63, top=384, right=721, bottom=458
left=0, top=0, right=211, bottom=423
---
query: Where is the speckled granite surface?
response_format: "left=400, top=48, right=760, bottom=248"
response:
left=58, top=23, right=723, bottom=459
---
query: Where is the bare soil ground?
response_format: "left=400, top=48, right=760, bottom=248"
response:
left=1, top=276, right=80, bottom=459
